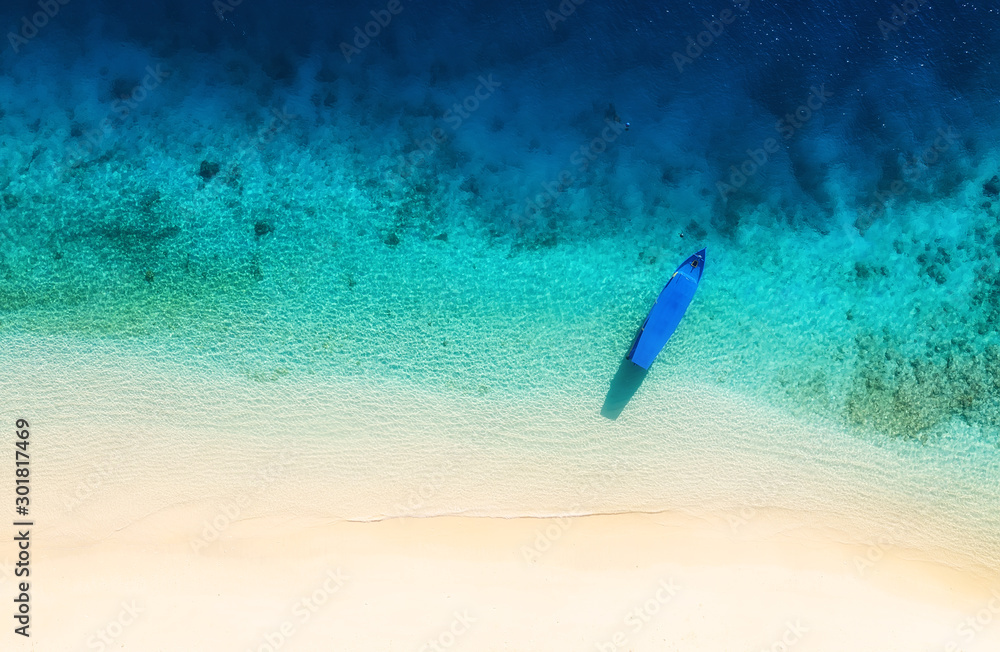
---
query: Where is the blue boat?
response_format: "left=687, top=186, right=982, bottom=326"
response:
left=601, top=248, right=705, bottom=419
left=626, top=248, right=706, bottom=369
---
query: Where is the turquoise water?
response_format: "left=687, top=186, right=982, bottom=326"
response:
left=1, top=0, right=1000, bottom=567
left=5, top=118, right=999, bottom=444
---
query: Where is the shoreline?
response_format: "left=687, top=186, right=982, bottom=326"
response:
left=17, top=510, right=1000, bottom=651
left=4, top=336, right=1000, bottom=649
left=3, top=333, right=999, bottom=568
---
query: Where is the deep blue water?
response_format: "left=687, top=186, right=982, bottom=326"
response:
left=4, top=0, right=998, bottom=232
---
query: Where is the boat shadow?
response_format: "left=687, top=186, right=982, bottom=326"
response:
left=600, top=356, right=649, bottom=420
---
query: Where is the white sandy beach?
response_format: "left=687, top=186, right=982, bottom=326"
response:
left=3, top=337, right=1000, bottom=650
left=8, top=510, right=1000, bottom=651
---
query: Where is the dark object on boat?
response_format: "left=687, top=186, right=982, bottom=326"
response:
left=601, top=248, right=706, bottom=419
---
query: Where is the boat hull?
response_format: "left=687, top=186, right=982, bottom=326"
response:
left=600, top=248, right=705, bottom=420
left=626, top=249, right=705, bottom=370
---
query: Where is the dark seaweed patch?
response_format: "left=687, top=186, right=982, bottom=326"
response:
left=111, top=77, right=138, bottom=100
left=96, top=222, right=181, bottom=254
left=984, top=175, right=999, bottom=199
left=198, top=160, right=221, bottom=181
left=846, top=332, right=1000, bottom=441
left=684, top=219, right=707, bottom=241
